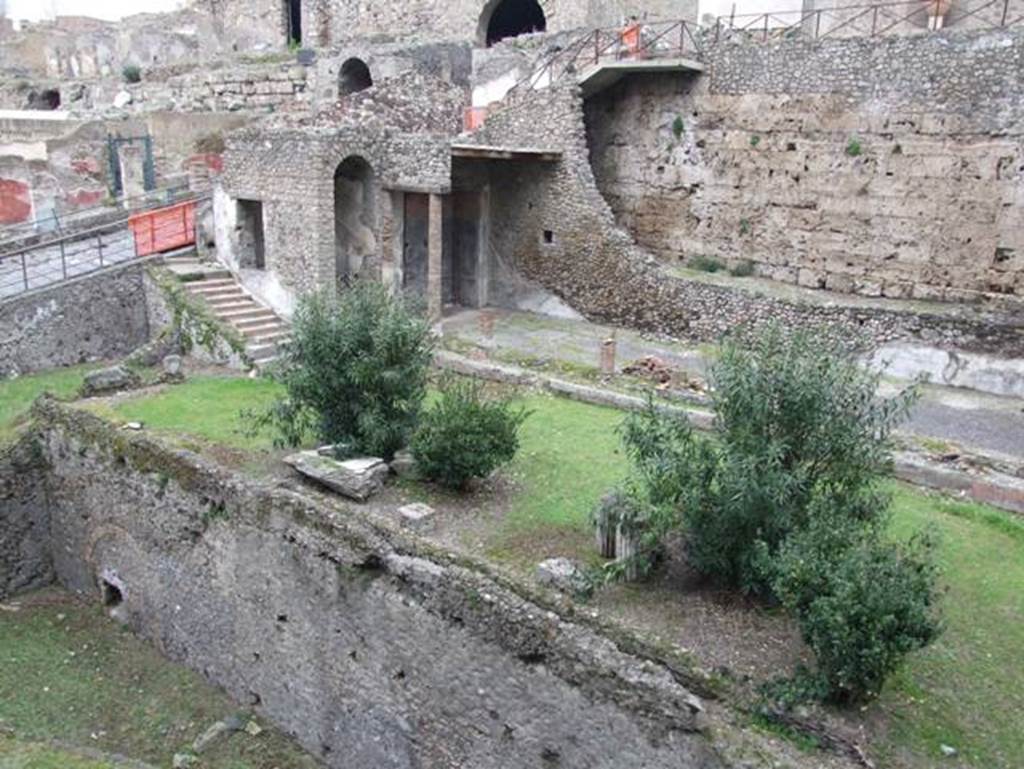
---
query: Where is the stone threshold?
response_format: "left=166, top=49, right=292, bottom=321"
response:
left=435, top=350, right=1024, bottom=517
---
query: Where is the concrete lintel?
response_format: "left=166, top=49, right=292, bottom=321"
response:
left=578, top=57, right=704, bottom=96
left=451, top=144, right=562, bottom=162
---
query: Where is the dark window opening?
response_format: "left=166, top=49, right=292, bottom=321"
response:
left=27, top=88, right=61, bottom=110
left=542, top=229, right=554, bottom=244
left=485, top=0, right=547, bottom=46
left=285, top=0, right=302, bottom=46
left=237, top=199, right=266, bottom=270
left=339, top=58, right=373, bottom=97
left=102, top=579, right=123, bottom=608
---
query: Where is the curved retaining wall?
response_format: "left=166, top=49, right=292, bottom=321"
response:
left=0, top=402, right=776, bottom=769
left=469, top=74, right=1024, bottom=358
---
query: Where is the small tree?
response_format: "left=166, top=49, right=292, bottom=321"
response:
left=411, top=377, right=528, bottom=490
left=617, top=324, right=940, bottom=702
left=256, top=283, right=434, bottom=460
left=122, top=64, right=142, bottom=84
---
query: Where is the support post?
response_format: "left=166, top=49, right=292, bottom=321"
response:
left=476, top=185, right=491, bottom=309
left=427, top=192, right=443, bottom=323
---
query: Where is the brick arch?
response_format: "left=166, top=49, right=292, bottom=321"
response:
left=477, top=0, right=548, bottom=47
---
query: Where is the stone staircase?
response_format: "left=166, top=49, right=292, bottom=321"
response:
left=164, top=254, right=290, bottom=365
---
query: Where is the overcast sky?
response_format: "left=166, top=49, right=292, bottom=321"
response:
left=4, top=0, right=802, bottom=25
left=5, top=0, right=184, bottom=22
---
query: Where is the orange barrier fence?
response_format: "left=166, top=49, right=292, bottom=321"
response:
left=129, top=200, right=197, bottom=257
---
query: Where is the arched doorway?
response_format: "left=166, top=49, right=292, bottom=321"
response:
left=333, top=156, right=377, bottom=284
left=480, top=0, right=547, bottom=47
left=339, top=58, right=373, bottom=97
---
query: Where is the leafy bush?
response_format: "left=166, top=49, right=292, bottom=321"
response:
left=255, top=283, right=434, bottom=459
left=688, top=255, right=724, bottom=274
left=672, top=115, right=685, bottom=140
left=750, top=134, right=761, bottom=148
left=411, top=377, right=528, bottom=490
left=122, top=64, right=142, bottom=83
left=729, top=259, right=755, bottom=277
left=845, top=137, right=863, bottom=157
left=615, top=325, right=938, bottom=701
left=774, top=523, right=942, bottom=702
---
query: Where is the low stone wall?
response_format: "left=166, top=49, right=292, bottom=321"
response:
left=126, top=63, right=310, bottom=113
left=0, top=262, right=152, bottom=377
left=0, top=402, right=774, bottom=769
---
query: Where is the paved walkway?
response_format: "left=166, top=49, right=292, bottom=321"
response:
left=442, top=308, right=1024, bottom=465
left=0, top=228, right=136, bottom=299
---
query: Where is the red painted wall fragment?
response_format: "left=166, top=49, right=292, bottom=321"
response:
left=0, top=178, right=32, bottom=224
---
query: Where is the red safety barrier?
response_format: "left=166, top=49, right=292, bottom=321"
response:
left=129, top=200, right=197, bottom=257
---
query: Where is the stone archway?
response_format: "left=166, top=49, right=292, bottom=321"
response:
left=333, top=156, right=377, bottom=285
left=478, top=0, right=547, bottom=47
left=339, top=58, right=373, bottom=97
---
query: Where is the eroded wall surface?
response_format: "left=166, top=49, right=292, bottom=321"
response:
left=0, top=263, right=151, bottom=376
left=26, top=405, right=731, bottom=769
left=0, top=435, right=51, bottom=600
left=585, top=28, right=1024, bottom=304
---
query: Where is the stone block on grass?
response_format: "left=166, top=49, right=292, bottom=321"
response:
left=284, top=451, right=388, bottom=501
left=399, top=502, right=435, bottom=532
left=81, top=365, right=140, bottom=396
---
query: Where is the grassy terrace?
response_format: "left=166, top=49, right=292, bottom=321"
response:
left=1, top=370, right=1022, bottom=768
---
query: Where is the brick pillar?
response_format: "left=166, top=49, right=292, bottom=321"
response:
left=427, top=192, right=443, bottom=323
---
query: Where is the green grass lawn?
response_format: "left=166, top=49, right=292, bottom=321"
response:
left=0, top=591, right=319, bottom=769
left=95, top=375, right=284, bottom=451
left=4, top=372, right=1022, bottom=768
left=0, top=365, right=97, bottom=444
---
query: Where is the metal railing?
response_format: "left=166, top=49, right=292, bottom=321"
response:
left=0, top=195, right=208, bottom=302
left=713, top=0, right=1023, bottom=42
left=504, top=19, right=704, bottom=103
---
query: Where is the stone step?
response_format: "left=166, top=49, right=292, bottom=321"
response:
left=248, top=342, right=283, bottom=362
left=188, top=283, right=243, bottom=297
left=216, top=307, right=276, bottom=322
left=250, top=332, right=290, bottom=346
left=240, top=322, right=288, bottom=339
left=234, top=315, right=286, bottom=330
left=189, top=277, right=238, bottom=289
left=200, top=290, right=249, bottom=304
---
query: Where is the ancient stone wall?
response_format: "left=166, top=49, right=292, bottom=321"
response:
left=126, top=63, right=310, bottom=114
left=309, top=0, right=697, bottom=49
left=219, top=73, right=459, bottom=308
left=18, top=404, right=740, bottom=769
left=585, top=27, right=1024, bottom=304
left=0, top=435, right=51, bottom=600
left=466, top=80, right=1024, bottom=357
left=0, top=262, right=151, bottom=376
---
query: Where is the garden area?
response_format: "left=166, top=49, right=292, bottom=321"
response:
left=1, top=283, right=1021, bottom=769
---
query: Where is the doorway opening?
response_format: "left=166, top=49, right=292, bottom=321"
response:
left=285, top=0, right=302, bottom=46
left=237, top=199, right=266, bottom=270
left=334, top=156, right=377, bottom=284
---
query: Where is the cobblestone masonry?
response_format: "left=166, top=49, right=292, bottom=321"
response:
left=585, top=28, right=1024, bottom=304
left=0, top=263, right=151, bottom=377
left=468, top=76, right=1024, bottom=356
left=0, top=401, right=850, bottom=769
left=0, top=435, right=51, bottom=600
left=220, top=73, right=462, bottom=304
